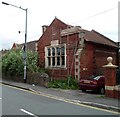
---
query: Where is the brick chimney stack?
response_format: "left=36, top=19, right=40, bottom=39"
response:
left=42, top=25, right=48, bottom=33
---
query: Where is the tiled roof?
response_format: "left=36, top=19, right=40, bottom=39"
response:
left=83, top=29, right=118, bottom=48
left=20, top=40, right=38, bottom=51
left=39, top=18, right=117, bottom=48
left=12, top=40, right=38, bottom=52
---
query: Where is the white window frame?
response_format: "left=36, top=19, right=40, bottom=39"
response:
left=45, top=44, right=66, bottom=68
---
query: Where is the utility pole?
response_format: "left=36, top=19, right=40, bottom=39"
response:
left=2, top=1, right=28, bottom=83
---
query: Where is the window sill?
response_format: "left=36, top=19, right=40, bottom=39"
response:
left=46, top=66, right=67, bottom=69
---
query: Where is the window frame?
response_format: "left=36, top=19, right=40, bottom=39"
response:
left=45, top=44, right=66, bottom=68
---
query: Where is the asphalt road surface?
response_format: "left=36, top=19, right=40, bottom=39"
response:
left=1, top=83, right=119, bottom=116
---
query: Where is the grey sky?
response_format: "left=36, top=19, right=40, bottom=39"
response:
left=0, top=0, right=119, bottom=50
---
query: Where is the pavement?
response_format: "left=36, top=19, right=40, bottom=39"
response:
left=0, top=79, right=120, bottom=113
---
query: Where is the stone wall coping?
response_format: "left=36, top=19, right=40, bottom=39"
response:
left=105, top=85, right=120, bottom=91
left=103, top=64, right=118, bottom=68
left=115, top=85, right=120, bottom=91
left=103, top=57, right=118, bottom=68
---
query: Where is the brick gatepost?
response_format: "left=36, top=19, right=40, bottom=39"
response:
left=103, top=57, right=118, bottom=98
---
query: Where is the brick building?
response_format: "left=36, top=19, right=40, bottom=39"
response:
left=37, top=18, right=119, bottom=81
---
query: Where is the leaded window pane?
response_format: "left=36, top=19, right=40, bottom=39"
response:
left=56, top=47, right=60, bottom=55
left=48, top=57, right=51, bottom=66
left=52, top=57, right=55, bottom=66
left=61, top=56, right=65, bottom=65
left=52, top=48, right=55, bottom=56
left=48, top=48, right=51, bottom=56
left=61, top=47, right=65, bottom=55
left=57, top=57, right=60, bottom=66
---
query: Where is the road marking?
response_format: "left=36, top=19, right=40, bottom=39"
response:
left=28, top=89, right=120, bottom=115
left=20, top=109, right=38, bottom=117
left=1, top=83, right=119, bottom=115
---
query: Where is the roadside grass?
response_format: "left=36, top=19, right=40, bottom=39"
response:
left=96, top=95, right=105, bottom=98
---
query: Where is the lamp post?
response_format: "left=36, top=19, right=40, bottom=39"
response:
left=2, top=2, right=28, bottom=83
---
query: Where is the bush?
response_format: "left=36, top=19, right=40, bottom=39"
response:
left=2, top=49, right=24, bottom=76
left=48, top=76, right=79, bottom=89
left=27, top=51, right=39, bottom=73
left=2, top=49, right=39, bottom=77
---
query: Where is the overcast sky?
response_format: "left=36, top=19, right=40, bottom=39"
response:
left=0, top=0, right=119, bottom=50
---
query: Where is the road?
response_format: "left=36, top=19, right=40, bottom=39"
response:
left=1, top=84, right=119, bottom=116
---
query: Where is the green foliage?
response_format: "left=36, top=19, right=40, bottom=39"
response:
left=27, top=51, right=39, bottom=73
left=48, top=76, right=79, bottom=89
left=2, top=49, right=39, bottom=76
left=2, top=49, right=24, bottom=76
left=38, top=68, right=48, bottom=74
left=67, top=76, right=79, bottom=89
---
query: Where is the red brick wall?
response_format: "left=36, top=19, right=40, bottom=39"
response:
left=105, top=89, right=120, bottom=99
left=38, top=19, right=67, bottom=67
left=93, top=43, right=117, bottom=76
left=37, top=19, right=118, bottom=80
left=105, top=90, right=115, bottom=98
left=38, top=19, right=70, bottom=79
left=114, top=90, right=120, bottom=99
left=38, top=29, right=81, bottom=79
left=80, top=42, right=94, bottom=79
left=48, top=33, right=80, bottom=79
left=66, top=34, right=79, bottom=78
left=38, top=28, right=117, bottom=80
left=104, top=68, right=117, bottom=86
left=80, top=42, right=117, bottom=79
left=48, top=69, right=68, bottom=80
